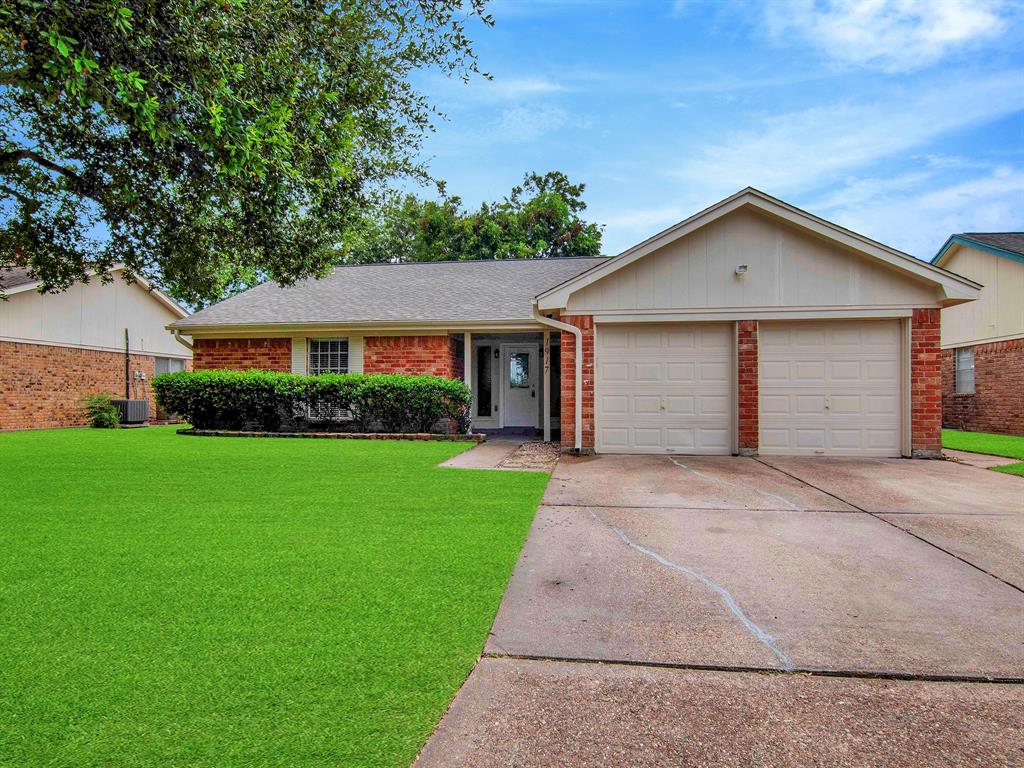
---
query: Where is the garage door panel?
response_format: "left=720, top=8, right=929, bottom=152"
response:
left=596, top=323, right=732, bottom=454
left=759, top=320, right=901, bottom=457
left=665, top=362, right=696, bottom=382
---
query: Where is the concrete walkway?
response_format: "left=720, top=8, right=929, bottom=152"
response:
left=440, top=437, right=559, bottom=472
left=944, top=448, right=1022, bottom=469
left=417, top=454, right=1024, bottom=767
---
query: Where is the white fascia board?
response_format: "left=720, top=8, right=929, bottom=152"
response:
left=586, top=307, right=917, bottom=323
left=172, top=319, right=546, bottom=337
left=536, top=188, right=982, bottom=310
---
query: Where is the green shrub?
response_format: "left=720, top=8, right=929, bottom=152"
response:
left=83, top=393, right=120, bottom=429
left=152, top=370, right=472, bottom=434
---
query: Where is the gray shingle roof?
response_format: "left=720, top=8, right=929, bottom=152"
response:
left=961, top=232, right=1024, bottom=256
left=172, top=258, right=606, bottom=329
left=0, top=267, right=36, bottom=290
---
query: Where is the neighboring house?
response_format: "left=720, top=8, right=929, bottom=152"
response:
left=0, top=266, right=192, bottom=430
left=170, top=188, right=980, bottom=458
left=931, top=233, right=1024, bottom=436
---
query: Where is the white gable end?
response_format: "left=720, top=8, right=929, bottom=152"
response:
left=564, top=207, right=939, bottom=316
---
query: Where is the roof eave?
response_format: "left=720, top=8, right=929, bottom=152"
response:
left=167, top=317, right=547, bottom=335
left=932, top=235, right=1024, bottom=268
left=537, top=188, right=982, bottom=310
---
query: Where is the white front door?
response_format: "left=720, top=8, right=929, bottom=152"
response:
left=503, top=345, right=538, bottom=427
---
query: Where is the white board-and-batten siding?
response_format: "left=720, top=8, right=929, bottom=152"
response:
left=565, top=208, right=938, bottom=316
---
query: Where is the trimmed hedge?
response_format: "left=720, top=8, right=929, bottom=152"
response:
left=152, top=370, right=472, bottom=434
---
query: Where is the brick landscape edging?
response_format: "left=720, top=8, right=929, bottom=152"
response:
left=178, top=428, right=484, bottom=442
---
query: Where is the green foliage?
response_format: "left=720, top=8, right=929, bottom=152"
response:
left=82, top=392, right=120, bottom=428
left=340, top=170, right=604, bottom=264
left=0, top=0, right=491, bottom=304
left=153, top=369, right=472, bottom=433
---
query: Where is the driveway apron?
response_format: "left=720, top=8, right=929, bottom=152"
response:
left=417, top=454, right=1024, bottom=767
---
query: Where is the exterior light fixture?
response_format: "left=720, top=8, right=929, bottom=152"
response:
left=735, top=264, right=748, bottom=276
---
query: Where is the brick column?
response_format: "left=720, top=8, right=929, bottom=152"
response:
left=560, top=315, right=595, bottom=452
left=910, top=308, right=942, bottom=458
left=737, top=320, right=759, bottom=456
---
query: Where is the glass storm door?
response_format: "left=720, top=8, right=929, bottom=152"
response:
left=503, top=346, right=538, bottom=427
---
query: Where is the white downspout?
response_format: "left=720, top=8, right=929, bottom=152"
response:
left=532, top=304, right=582, bottom=453
left=172, top=329, right=194, bottom=352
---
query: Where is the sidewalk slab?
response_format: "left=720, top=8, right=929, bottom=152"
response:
left=416, top=658, right=1023, bottom=768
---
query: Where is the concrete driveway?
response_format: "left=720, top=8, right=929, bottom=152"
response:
left=418, top=455, right=1024, bottom=767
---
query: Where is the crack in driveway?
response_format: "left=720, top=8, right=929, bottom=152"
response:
left=586, top=507, right=794, bottom=671
left=668, top=456, right=804, bottom=511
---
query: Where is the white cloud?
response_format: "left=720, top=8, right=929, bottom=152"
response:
left=821, top=166, right=1024, bottom=259
left=495, top=105, right=569, bottom=141
left=673, top=71, right=1024, bottom=197
left=484, top=76, right=566, bottom=100
left=766, top=0, right=1012, bottom=73
left=598, top=205, right=691, bottom=234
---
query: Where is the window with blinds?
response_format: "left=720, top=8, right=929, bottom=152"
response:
left=955, top=347, right=975, bottom=394
left=308, top=338, right=349, bottom=375
left=308, top=338, right=349, bottom=421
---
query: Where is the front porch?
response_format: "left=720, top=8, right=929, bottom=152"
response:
left=454, top=331, right=561, bottom=442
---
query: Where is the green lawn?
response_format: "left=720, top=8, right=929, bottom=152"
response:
left=0, top=427, right=549, bottom=767
left=942, top=429, right=1024, bottom=477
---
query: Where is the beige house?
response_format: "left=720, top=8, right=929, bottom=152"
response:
left=0, top=266, right=192, bottom=430
left=173, top=189, right=980, bottom=458
left=932, top=233, right=1024, bottom=435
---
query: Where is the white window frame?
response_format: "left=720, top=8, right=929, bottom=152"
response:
left=308, top=337, right=349, bottom=376
left=955, top=346, right=975, bottom=394
left=307, top=338, right=350, bottom=421
left=154, top=357, right=186, bottom=375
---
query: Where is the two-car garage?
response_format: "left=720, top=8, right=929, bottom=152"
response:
left=536, top=189, right=981, bottom=459
left=594, top=319, right=904, bottom=457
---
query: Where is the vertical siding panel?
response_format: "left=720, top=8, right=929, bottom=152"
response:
left=348, top=335, right=364, bottom=373
left=290, top=337, right=307, bottom=374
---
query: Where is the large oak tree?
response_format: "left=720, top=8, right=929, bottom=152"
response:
left=0, top=0, right=489, bottom=303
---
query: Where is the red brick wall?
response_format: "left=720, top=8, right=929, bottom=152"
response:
left=737, top=320, right=759, bottom=455
left=364, top=335, right=460, bottom=378
left=559, top=315, right=595, bottom=451
left=941, top=338, right=1024, bottom=436
left=0, top=341, right=159, bottom=430
left=192, top=338, right=291, bottom=371
left=911, top=308, right=942, bottom=457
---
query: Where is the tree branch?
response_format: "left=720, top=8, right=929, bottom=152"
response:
left=0, top=149, right=100, bottom=200
left=0, top=184, right=40, bottom=209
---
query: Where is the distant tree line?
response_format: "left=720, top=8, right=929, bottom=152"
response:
left=339, top=171, right=604, bottom=264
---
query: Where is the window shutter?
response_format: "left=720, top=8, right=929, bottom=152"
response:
left=348, top=336, right=364, bottom=373
left=291, top=338, right=307, bottom=374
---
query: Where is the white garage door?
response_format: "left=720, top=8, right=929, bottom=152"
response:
left=759, top=320, right=902, bottom=457
left=596, top=323, right=732, bottom=454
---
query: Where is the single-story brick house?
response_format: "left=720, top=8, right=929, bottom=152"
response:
left=1, top=265, right=192, bottom=430
left=170, top=188, right=981, bottom=457
left=932, top=232, right=1024, bottom=436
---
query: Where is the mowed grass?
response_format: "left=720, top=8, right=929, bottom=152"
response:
left=0, top=427, right=549, bottom=767
left=942, top=429, right=1024, bottom=476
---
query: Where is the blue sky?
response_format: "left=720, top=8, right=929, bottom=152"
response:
left=413, top=0, right=1024, bottom=261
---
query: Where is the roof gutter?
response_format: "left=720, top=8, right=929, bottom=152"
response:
left=532, top=304, right=582, bottom=453
left=172, top=329, right=193, bottom=352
